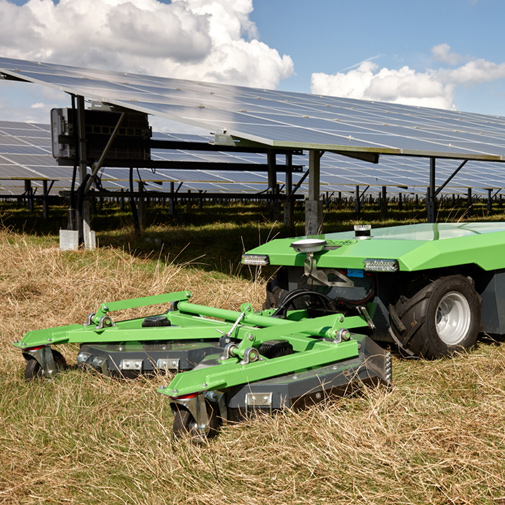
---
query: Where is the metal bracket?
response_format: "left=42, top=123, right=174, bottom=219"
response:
left=157, top=358, right=180, bottom=371
left=95, top=315, right=116, bottom=330
left=239, top=347, right=261, bottom=365
left=220, top=343, right=239, bottom=361
left=303, top=253, right=355, bottom=288
left=205, top=390, right=228, bottom=423
left=84, top=313, right=95, bottom=326
left=245, top=392, right=273, bottom=414
left=173, top=394, right=211, bottom=434
left=357, top=305, right=376, bottom=330
left=24, top=346, right=58, bottom=378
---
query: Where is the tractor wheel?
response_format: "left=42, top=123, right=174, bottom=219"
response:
left=390, top=275, right=482, bottom=358
left=172, top=401, right=221, bottom=442
left=24, top=349, right=67, bottom=381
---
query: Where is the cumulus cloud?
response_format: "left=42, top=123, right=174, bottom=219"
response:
left=311, top=60, right=455, bottom=109
left=311, top=44, right=505, bottom=111
left=432, top=43, right=464, bottom=66
left=0, top=0, right=293, bottom=89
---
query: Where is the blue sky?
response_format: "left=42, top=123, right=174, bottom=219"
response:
left=1, top=0, right=505, bottom=126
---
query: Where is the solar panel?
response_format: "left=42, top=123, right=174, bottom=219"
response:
left=3, top=57, right=505, bottom=161
left=2, top=119, right=505, bottom=198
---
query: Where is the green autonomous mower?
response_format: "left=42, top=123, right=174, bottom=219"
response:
left=15, top=221, right=505, bottom=439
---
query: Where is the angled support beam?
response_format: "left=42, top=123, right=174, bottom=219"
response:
left=84, top=112, right=126, bottom=193
left=434, top=159, right=468, bottom=197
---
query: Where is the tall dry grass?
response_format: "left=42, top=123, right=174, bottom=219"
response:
left=1, top=229, right=505, bottom=504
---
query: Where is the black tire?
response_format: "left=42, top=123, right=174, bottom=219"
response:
left=390, top=275, right=482, bottom=358
left=172, top=401, right=221, bottom=442
left=24, top=349, right=67, bottom=381
left=258, top=340, right=294, bottom=359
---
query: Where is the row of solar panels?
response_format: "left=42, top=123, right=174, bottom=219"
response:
left=3, top=57, right=505, bottom=162
left=0, top=120, right=504, bottom=198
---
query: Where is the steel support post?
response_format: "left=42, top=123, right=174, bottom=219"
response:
left=487, top=189, right=492, bottom=214
left=267, top=151, right=280, bottom=220
left=284, top=153, right=294, bottom=228
left=305, top=150, right=323, bottom=236
left=24, top=180, right=34, bottom=213
left=467, top=187, right=473, bottom=216
left=169, top=181, right=175, bottom=216
left=354, top=185, right=360, bottom=217
left=380, top=186, right=388, bottom=218
left=426, top=158, right=436, bottom=223
left=76, top=96, right=92, bottom=247
left=42, top=180, right=49, bottom=219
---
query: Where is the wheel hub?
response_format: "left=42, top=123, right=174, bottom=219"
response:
left=435, top=291, right=471, bottom=345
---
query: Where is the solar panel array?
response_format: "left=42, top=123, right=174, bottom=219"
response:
left=1, top=120, right=505, bottom=198
left=2, top=57, right=505, bottom=162
left=0, top=121, right=298, bottom=196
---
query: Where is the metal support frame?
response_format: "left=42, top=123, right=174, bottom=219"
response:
left=426, top=157, right=437, bottom=223
left=380, top=186, right=388, bottom=218
left=42, top=180, right=49, bottom=219
left=305, top=150, right=324, bottom=236
left=75, top=96, right=93, bottom=247
left=284, top=153, right=294, bottom=228
left=427, top=158, right=469, bottom=223
left=267, top=151, right=280, bottom=220
left=24, top=180, right=34, bottom=213
left=354, top=185, right=370, bottom=218
left=84, top=112, right=125, bottom=193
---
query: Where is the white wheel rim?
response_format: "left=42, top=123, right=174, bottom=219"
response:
left=435, top=291, right=471, bottom=345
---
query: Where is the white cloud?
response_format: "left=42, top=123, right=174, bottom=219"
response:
left=311, top=60, right=455, bottom=109
left=443, top=59, right=505, bottom=85
left=0, top=0, right=293, bottom=89
left=311, top=44, right=505, bottom=111
left=432, top=43, right=464, bottom=66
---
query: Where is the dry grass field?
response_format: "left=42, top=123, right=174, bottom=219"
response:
left=1, top=211, right=505, bottom=504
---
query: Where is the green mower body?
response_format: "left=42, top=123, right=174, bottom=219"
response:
left=244, top=222, right=505, bottom=358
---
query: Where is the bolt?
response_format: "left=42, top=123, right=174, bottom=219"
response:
left=339, top=316, right=344, bottom=323
left=47, top=338, right=52, bottom=342
left=185, top=292, right=191, bottom=298
left=172, top=389, right=178, bottom=395
left=103, top=306, right=109, bottom=312
left=202, top=383, right=207, bottom=388
left=248, top=334, right=254, bottom=341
